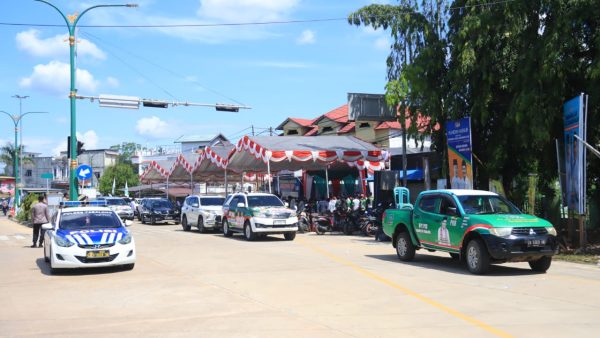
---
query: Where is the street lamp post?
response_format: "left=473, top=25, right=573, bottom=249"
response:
left=0, top=110, right=48, bottom=207
left=35, top=0, right=137, bottom=201
left=12, top=95, right=29, bottom=189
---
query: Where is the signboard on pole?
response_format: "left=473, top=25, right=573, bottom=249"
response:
left=563, top=94, right=586, bottom=214
left=446, top=117, right=473, bottom=189
left=76, top=164, right=93, bottom=181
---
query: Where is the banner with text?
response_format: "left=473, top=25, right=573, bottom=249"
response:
left=563, top=94, right=586, bottom=214
left=446, top=117, right=473, bottom=189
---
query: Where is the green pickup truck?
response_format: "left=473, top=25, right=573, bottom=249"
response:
left=383, top=188, right=558, bottom=274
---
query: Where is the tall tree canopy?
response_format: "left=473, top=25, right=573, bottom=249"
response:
left=98, top=163, right=139, bottom=196
left=350, top=0, right=600, bottom=205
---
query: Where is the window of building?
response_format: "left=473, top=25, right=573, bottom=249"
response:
left=287, top=130, right=298, bottom=135
left=322, top=126, right=333, bottom=133
left=25, top=169, right=32, bottom=177
left=359, top=122, right=370, bottom=128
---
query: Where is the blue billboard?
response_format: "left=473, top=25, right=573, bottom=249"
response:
left=446, top=117, right=473, bottom=189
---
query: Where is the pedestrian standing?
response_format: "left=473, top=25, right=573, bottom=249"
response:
left=30, top=195, right=50, bottom=248
left=2, top=198, right=8, bottom=216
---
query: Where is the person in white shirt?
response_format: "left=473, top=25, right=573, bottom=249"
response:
left=461, top=160, right=472, bottom=189
left=451, top=159, right=462, bottom=189
left=438, top=221, right=451, bottom=245
left=328, top=196, right=337, bottom=213
left=352, top=196, right=361, bottom=211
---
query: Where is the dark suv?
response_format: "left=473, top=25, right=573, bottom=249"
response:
left=140, top=198, right=180, bottom=225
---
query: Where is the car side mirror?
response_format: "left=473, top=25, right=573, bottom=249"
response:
left=237, top=202, right=246, bottom=208
left=447, top=207, right=460, bottom=216
left=41, top=223, right=53, bottom=230
left=124, top=220, right=133, bottom=227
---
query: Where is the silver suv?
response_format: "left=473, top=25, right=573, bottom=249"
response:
left=181, top=195, right=226, bottom=233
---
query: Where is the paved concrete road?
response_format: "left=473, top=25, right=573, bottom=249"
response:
left=1, top=216, right=599, bottom=338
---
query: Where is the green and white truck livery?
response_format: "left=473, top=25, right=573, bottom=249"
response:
left=383, top=188, right=558, bottom=274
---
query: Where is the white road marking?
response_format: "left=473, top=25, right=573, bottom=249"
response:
left=0, top=235, right=8, bottom=241
left=14, top=235, right=26, bottom=240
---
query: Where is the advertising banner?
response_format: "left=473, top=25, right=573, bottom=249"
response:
left=446, top=117, right=473, bottom=189
left=563, top=94, right=586, bottom=214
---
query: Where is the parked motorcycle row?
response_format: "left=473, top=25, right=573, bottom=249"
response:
left=295, top=202, right=391, bottom=241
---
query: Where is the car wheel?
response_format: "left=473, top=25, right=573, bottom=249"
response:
left=182, top=216, right=191, bottom=231
left=49, top=248, right=58, bottom=275
left=44, top=246, right=49, bottom=263
left=466, top=239, right=490, bottom=275
left=244, top=222, right=255, bottom=241
left=449, top=253, right=460, bottom=260
left=284, top=232, right=296, bottom=241
left=395, top=231, right=415, bottom=261
left=529, top=256, right=552, bottom=273
left=141, top=214, right=146, bottom=224
left=123, top=263, right=135, bottom=271
left=198, top=217, right=206, bottom=233
left=150, top=215, right=156, bottom=225
left=223, top=219, right=233, bottom=237
left=343, top=223, right=353, bottom=235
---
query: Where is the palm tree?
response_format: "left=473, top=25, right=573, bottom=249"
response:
left=0, top=143, right=33, bottom=176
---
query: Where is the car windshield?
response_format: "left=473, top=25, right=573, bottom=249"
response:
left=200, top=197, right=225, bottom=206
left=458, top=195, right=521, bottom=215
left=59, top=211, right=122, bottom=230
left=106, top=199, right=127, bottom=206
left=247, top=195, right=284, bottom=207
left=150, top=200, right=172, bottom=208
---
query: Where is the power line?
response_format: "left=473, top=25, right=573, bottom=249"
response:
left=0, top=1, right=517, bottom=29
left=79, top=31, right=178, bottom=100
left=81, top=30, right=247, bottom=106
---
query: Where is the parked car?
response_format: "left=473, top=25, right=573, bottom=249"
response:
left=42, top=201, right=135, bottom=273
left=139, top=198, right=180, bottom=225
left=104, top=197, right=135, bottom=221
left=222, top=193, right=298, bottom=241
left=180, top=195, right=226, bottom=232
left=383, top=188, right=558, bottom=274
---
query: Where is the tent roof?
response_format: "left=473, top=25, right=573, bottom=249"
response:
left=227, top=135, right=385, bottom=172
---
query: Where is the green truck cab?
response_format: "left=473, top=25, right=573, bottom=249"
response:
left=382, top=188, right=558, bottom=274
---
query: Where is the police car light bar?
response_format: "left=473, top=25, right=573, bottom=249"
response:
left=60, top=201, right=108, bottom=208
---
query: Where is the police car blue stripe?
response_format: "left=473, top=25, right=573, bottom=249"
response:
left=73, top=234, right=86, bottom=245
left=116, top=233, right=123, bottom=242
left=81, top=234, right=94, bottom=245
left=100, top=232, right=109, bottom=244
left=108, top=233, right=116, bottom=243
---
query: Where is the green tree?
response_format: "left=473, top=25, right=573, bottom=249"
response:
left=98, top=163, right=139, bottom=196
left=0, top=143, right=34, bottom=176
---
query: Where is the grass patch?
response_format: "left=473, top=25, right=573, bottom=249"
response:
left=554, top=254, right=600, bottom=265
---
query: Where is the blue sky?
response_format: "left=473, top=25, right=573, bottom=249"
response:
left=0, top=0, right=390, bottom=157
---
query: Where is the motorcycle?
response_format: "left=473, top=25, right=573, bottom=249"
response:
left=314, top=205, right=361, bottom=235
left=297, top=209, right=311, bottom=233
left=369, top=203, right=392, bottom=241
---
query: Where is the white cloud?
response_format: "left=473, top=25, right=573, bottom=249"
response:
left=16, top=29, right=106, bottom=60
left=106, top=76, right=120, bottom=88
left=19, top=61, right=99, bottom=96
left=135, top=116, right=178, bottom=139
left=50, top=130, right=99, bottom=156
left=77, top=130, right=99, bottom=149
left=374, top=36, right=390, bottom=50
left=86, top=0, right=299, bottom=43
left=197, top=0, right=299, bottom=22
left=297, top=29, right=316, bottom=45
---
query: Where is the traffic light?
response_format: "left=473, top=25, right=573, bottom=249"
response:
left=67, top=136, right=85, bottom=157
left=215, top=104, right=239, bottom=112
left=77, top=140, right=84, bottom=155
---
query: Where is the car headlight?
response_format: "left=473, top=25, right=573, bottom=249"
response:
left=55, top=236, right=74, bottom=247
left=118, top=233, right=132, bottom=244
left=546, top=227, right=557, bottom=236
left=489, top=227, right=512, bottom=237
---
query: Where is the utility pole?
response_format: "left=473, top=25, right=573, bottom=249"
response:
left=252, top=125, right=255, bottom=136
left=269, top=127, right=273, bottom=136
left=35, top=0, right=137, bottom=201
left=12, top=95, right=29, bottom=189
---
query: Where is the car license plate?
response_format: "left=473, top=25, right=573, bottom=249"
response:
left=273, top=220, right=286, bottom=225
left=86, top=250, right=109, bottom=258
left=527, top=239, right=546, bottom=247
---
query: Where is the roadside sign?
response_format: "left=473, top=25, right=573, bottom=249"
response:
left=40, top=173, right=53, bottom=179
left=76, top=164, right=93, bottom=181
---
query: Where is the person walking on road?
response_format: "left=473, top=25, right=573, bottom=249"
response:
left=31, top=195, right=50, bottom=248
left=2, top=199, right=8, bottom=216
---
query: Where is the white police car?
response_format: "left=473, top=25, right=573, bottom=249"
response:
left=42, top=201, right=136, bottom=273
